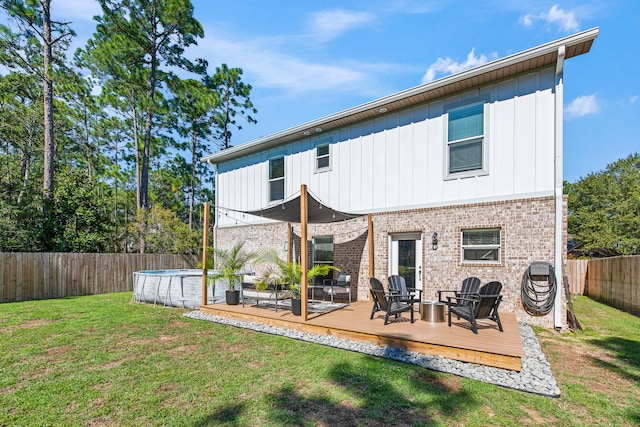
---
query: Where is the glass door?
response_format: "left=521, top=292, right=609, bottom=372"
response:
left=389, top=233, right=422, bottom=291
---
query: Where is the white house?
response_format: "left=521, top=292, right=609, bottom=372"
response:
left=202, top=28, right=598, bottom=328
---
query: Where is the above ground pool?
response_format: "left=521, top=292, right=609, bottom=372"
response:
left=132, top=269, right=229, bottom=309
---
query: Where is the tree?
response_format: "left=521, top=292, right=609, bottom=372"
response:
left=169, top=77, right=218, bottom=229
left=567, top=153, right=640, bottom=256
left=207, top=64, right=257, bottom=150
left=78, top=0, right=204, bottom=252
left=0, top=0, right=74, bottom=249
left=0, top=72, right=44, bottom=251
left=128, top=205, right=200, bottom=254
left=48, top=166, right=115, bottom=252
left=86, top=0, right=204, bottom=212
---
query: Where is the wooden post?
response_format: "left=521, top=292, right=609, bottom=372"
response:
left=300, top=185, right=308, bottom=321
left=368, top=213, right=374, bottom=280
left=287, top=222, right=292, bottom=264
left=201, top=202, right=210, bottom=306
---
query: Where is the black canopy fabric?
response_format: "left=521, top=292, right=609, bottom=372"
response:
left=242, top=192, right=362, bottom=224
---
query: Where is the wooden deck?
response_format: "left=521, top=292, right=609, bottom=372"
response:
left=199, top=300, right=524, bottom=371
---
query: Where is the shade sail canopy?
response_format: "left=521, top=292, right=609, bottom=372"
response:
left=243, top=192, right=362, bottom=224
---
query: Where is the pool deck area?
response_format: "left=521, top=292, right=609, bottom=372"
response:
left=200, top=300, right=524, bottom=371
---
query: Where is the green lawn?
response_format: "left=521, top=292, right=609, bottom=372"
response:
left=1, top=293, right=638, bottom=426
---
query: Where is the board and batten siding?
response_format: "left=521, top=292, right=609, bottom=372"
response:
left=216, top=67, right=556, bottom=226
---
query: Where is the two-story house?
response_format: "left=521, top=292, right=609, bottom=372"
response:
left=202, top=28, right=598, bottom=328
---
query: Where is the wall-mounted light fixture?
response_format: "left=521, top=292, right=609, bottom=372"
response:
left=431, top=232, right=438, bottom=250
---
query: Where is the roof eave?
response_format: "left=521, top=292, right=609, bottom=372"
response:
left=202, top=27, right=598, bottom=165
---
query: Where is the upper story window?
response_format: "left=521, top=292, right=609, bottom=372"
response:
left=269, top=157, right=284, bottom=202
left=316, top=144, right=330, bottom=171
left=461, top=228, right=501, bottom=263
left=446, top=102, right=486, bottom=177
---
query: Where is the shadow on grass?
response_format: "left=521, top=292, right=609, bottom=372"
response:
left=262, top=359, right=475, bottom=426
left=587, top=336, right=640, bottom=384
left=191, top=403, right=247, bottom=427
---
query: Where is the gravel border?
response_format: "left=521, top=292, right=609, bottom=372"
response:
left=183, top=310, right=560, bottom=397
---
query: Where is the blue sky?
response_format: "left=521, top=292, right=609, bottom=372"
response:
left=41, top=1, right=640, bottom=182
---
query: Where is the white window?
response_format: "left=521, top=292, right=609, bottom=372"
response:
left=269, top=157, right=284, bottom=202
left=446, top=102, right=486, bottom=176
left=461, top=228, right=501, bottom=263
left=316, top=144, right=330, bottom=171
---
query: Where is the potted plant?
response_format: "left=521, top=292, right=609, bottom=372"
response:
left=210, top=241, right=256, bottom=305
left=256, top=249, right=339, bottom=315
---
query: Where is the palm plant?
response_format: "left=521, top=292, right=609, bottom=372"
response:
left=256, top=248, right=339, bottom=298
left=210, top=241, right=256, bottom=291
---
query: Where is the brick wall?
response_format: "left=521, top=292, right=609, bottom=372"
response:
left=215, top=195, right=566, bottom=328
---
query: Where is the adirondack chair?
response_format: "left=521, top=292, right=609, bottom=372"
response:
left=447, top=281, right=504, bottom=334
left=437, top=276, right=481, bottom=306
left=369, top=278, right=415, bottom=325
left=388, top=274, right=422, bottom=303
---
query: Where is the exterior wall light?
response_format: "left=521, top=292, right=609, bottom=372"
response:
left=432, top=232, right=438, bottom=250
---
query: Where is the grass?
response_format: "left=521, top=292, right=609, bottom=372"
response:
left=0, top=293, right=638, bottom=426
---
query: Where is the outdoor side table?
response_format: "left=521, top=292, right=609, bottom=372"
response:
left=420, top=301, right=446, bottom=322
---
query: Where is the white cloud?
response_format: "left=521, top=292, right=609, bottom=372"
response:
left=310, top=9, right=375, bottom=42
left=520, top=5, right=580, bottom=33
left=630, top=96, right=638, bottom=104
left=521, top=14, right=534, bottom=27
left=194, top=28, right=390, bottom=97
left=421, top=48, right=493, bottom=83
left=565, top=94, right=600, bottom=119
left=54, top=0, right=102, bottom=22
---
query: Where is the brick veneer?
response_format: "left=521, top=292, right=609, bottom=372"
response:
left=215, top=195, right=567, bottom=329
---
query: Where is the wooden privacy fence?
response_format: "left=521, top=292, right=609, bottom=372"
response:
left=0, top=253, right=199, bottom=303
left=566, top=259, right=589, bottom=294
left=567, top=256, right=640, bottom=316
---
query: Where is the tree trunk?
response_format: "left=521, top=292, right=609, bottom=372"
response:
left=131, top=93, right=140, bottom=210
left=17, top=148, right=31, bottom=205
left=138, top=0, right=160, bottom=253
left=113, top=138, right=118, bottom=224
left=42, top=0, right=55, bottom=239
left=189, top=129, right=196, bottom=230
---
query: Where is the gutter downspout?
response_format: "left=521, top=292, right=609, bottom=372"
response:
left=209, top=160, right=219, bottom=262
left=554, top=46, right=565, bottom=330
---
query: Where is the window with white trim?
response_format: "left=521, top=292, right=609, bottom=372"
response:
left=447, top=102, right=485, bottom=175
left=269, top=157, right=284, bottom=202
left=461, top=228, right=501, bottom=263
left=316, top=144, right=330, bottom=171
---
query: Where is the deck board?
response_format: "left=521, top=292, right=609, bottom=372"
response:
left=199, top=300, right=524, bottom=371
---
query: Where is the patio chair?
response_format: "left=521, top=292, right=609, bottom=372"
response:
left=447, top=281, right=504, bottom=334
left=388, top=274, right=422, bottom=303
left=241, top=275, right=282, bottom=312
left=323, top=274, right=352, bottom=303
left=369, top=278, right=415, bottom=325
left=437, top=276, right=481, bottom=306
